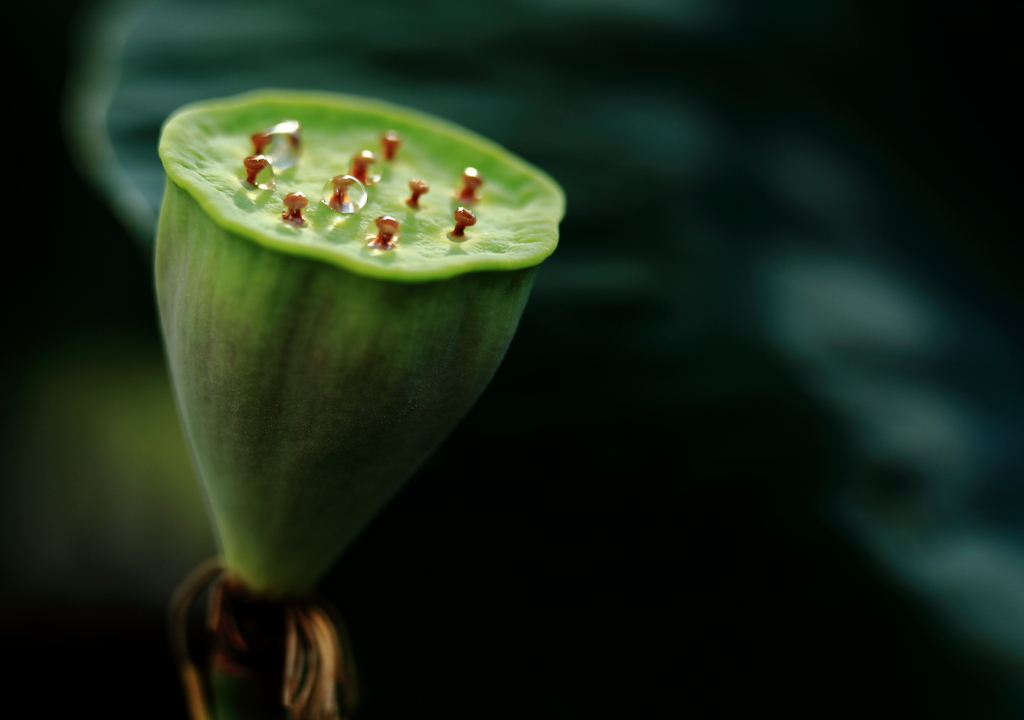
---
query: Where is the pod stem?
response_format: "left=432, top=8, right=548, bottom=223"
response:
left=169, top=559, right=357, bottom=720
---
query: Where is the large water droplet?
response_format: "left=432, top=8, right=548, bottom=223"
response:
left=252, top=120, right=301, bottom=170
left=240, top=155, right=276, bottom=191
left=321, top=175, right=367, bottom=214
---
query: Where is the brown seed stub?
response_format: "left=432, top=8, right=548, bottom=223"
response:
left=369, top=215, right=400, bottom=250
left=449, top=207, right=477, bottom=239
left=243, top=155, right=270, bottom=185
left=281, top=191, right=308, bottom=226
left=283, top=192, right=308, bottom=209
left=457, top=167, right=483, bottom=202
left=406, top=178, right=429, bottom=208
left=350, top=150, right=377, bottom=184
left=381, top=130, right=402, bottom=160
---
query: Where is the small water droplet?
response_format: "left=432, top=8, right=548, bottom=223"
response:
left=455, top=167, right=483, bottom=203
left=251, top=120, right=301, bottom=170
left=350, top=151, right=381, bottom=186
left=241, top=155, right=276, bottom=190
left=321, top=175, right=367, bottom=214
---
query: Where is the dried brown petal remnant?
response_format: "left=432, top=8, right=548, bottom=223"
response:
left=243, top=155, right=270, bottom=186
left=281, top=192, right=308, bottom=226
left=406, top=178, right=429, bottom=208
left=349, top=151, right=378, bottom=185
left=457, top=167, right=483, bottom=203
left=381, top=130, right=402, bottom=160
left=449, top=207, right=477, bottom=239
left=168, top=560, right=358, bottom=720
left=369, top=216, right=400, bottom=250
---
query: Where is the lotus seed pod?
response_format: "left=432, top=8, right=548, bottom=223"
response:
left=156, top=90, right=564, bottom=596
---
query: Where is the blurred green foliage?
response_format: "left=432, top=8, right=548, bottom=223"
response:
left=1, top=336, right=214, bottom=607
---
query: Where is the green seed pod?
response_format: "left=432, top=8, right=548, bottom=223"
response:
left=157, top=90, right=563, bottom=596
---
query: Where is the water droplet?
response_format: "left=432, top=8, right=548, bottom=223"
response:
left=455, top=167, right=483, bottom=203
left=321, top=175, right=367, bottom=214
left=241, top=155, right=275, bottom=190
left=251, top=120, right=301, bottom=170
left=350, top=151, right=381, bottom=186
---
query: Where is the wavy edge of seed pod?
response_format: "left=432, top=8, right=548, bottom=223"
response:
left=159, top=89, right=565, bottom=282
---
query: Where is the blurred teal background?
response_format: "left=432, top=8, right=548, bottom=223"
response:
left=5, top=0, right=1021, bottom=717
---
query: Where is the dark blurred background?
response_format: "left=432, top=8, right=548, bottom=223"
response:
left=7, top=0, right=1022, bottom=717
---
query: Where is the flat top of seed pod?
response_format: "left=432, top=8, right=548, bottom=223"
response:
left=159, top=90, right=564, bottom=281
